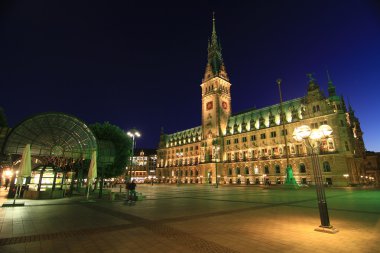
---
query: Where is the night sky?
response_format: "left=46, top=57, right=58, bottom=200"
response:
left=1, top=0, right=380, bottom=151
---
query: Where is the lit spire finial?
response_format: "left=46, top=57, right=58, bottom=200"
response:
left=326, top=69, right=332, bottom=83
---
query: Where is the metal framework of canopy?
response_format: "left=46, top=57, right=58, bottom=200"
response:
left=2, top=112, right=97, bottom=164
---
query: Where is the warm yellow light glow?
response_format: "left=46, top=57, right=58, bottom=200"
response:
left=319, top=124, right=333, bottom=137
left=310, top=129, right=323, bottom=140
left=293, top=125, right=311, bottom=139
left=4, top=170, right=13, bottom=177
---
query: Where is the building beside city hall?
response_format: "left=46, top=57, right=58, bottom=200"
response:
left=156, top=18, right=377, bottom=186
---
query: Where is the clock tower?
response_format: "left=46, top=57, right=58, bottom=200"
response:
left=200, top=15, right=231, bottom=162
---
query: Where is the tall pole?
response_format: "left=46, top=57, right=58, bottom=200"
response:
left=277, top=79, right=290, bottom=166
left=176, top=152, right=182, bottom=187
left=129, top=135, right=135, bottom=183
left=127, top=129, right=140, bottom=183
left=215, top=146, right=220, bottom=188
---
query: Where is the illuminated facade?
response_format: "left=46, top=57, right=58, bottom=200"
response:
left=157, top=18, right=375, bottom=186
left=129, top=149, right=157, bottom=183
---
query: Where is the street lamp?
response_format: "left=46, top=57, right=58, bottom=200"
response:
left=127, top=129, right=141, bottom=183
left=214, top=146, right=220, bottom=188
left=277, top=79, right=296, bottom=185
left=293, top=124, right=338, bottom=233
left=176, top=152, right=183, bottom=186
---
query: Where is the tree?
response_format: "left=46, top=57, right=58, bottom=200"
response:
left=90, top=122, right=132, bottom=178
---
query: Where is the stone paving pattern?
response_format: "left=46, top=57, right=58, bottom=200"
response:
left=0, top=184, right=379, bottom=253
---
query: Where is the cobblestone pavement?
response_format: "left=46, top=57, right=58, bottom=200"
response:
left=0, top=185, right=379, bottom=253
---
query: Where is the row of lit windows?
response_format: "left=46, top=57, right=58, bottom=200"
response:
left=164, top=162, right=332, bottom=176
left=167, top=136, right=202, bottom=147
left=226, top=129, right=288, bottom=145
left=311, top=120, right=328, bottom=129
left=226, top=162, right=331, bottom=175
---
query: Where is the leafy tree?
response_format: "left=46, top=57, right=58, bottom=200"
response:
left=90, top=122, right=132, bottom=178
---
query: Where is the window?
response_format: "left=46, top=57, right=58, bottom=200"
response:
left=299, top=163, right=306, bottom=173
left=345, top=141, right=350, bottom=151
left=235, top=168, right=241, bottom=175
left=275, top=165, right=280, bottom=174
left=245, top=167, right=249, bottom=175
left=311, top=123, right=318, bottom=129
left=250, top=135, right=256, bottom=141
left=226, top=140, right=231, bottom=145
left=234, top=138, right=239, bottom=144
left=281, top=129, right=288, bottom=136
left=313, top=105, right=320, bottom=113
left=264, top=165, right=269, bottom=174
left=320, top=120, right=327, bottom=125
left=323, top=161, right=331, bottom=172
left=228, top=168, right=232, bottom=176
left=260, top=133, right=266, bottom=139
left=242, top=136, right=247, bottom=142
left=270, top=131, right=276, bottom=138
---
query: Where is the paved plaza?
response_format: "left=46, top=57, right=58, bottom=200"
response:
left=0, top=184, right=379, bottom=253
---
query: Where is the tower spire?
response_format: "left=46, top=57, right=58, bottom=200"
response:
left=203, top=12, right=229, bottom=82
left=326, top=69, right=336, bottom=97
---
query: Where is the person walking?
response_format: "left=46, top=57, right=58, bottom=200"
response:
left=127, top=180, right=137, bottom=202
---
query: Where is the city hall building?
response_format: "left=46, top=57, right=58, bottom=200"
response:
left=156, top=18, right=376, bottom=186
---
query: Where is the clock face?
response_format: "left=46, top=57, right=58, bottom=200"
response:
left=206, top=101, right=213, bottom=110
left=222, top=101, right=228, bottom=110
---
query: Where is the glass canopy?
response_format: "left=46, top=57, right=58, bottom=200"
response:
left=2, top=112, right=97, bottom=162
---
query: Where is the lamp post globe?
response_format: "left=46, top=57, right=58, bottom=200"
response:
left=293, top=124, right=338, bottom=234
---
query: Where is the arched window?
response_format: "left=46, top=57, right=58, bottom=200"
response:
left=245, top=167, right=249, bottom=175
left=236, top=168, right=241, bottom=175
left=275, top=164, right=280, bottom=174
left=228, top=168, right=232, bottom=176
left=299, top=163, right=306, bottom=173
left=323, top=161, right=331, bottom=172
left=264, top=165, right=269, bottom=174
left=185, top=170, right=188, bottom=176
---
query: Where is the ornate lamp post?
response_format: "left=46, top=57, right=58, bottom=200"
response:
left=214, top=145, right=220, bottom=188
left=176, top=152, right=183, bottom=186
left=127, top=129, right=140, bottom=183
left=293, top=124, right=338, bottom=233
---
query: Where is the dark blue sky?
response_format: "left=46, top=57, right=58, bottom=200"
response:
left=1, top=0, right=380, bottom=151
